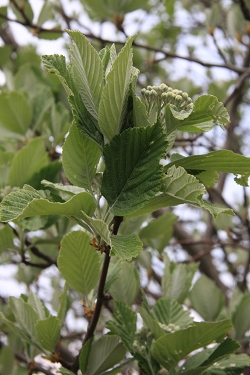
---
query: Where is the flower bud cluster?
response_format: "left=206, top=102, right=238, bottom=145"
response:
left=132, top=328, right=154, bottom=355
left=141, top=83, right=193, bottom=117
left=158, top=322, right=180, bottom=333
left=132, top=339, right=148, bottom=355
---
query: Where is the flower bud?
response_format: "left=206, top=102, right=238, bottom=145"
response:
left=159, top=83, right=168, bottom=92
left=149, top=89, right=157, bottom=99
left=175, top=95, right=182, bottom=104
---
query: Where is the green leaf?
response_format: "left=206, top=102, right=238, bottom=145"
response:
left=162, top=255, right=199, bottom=303
left=85, top=335, right=126, bottom=375
left=26, top=161, right=62, bottom=190
left=180, top=338, right=241, bottom=374
left=162, top=165, right=206, bottom=201
left=151, top=319, right=232, bottom=371
left=110, top=234, right=143, bottom=261
left=0, top=91, right=32, bottom=139
left=0, top=45, right=12, bottom=67
left=79, top=338, right=93, bottom=375
left=189, top=274, right=225, bottom=321
left=98, top=35, right=135, bottom=141
left=37, top=1, right=54, bottom=26
left=130, top=166, right=233, bottom=219
left=165, top=95, right=229, bottom=134
left=8, top=296, right=39, bottom=343
left=42, top=54, right=103, bottom=147
left=58, top=231, right=100, bottom=295
left=128, top=166, right=206, bottom=217
left=200, top=338, right=241, bottom=368
left=106, top=301, right=137, bottom=351
left=18, top=215, right=51, bottom=231
left=0, top=312, right=39, bottom=349
left=234, top=174, right=249, bottom=186
left=139, top=212, right=178, bottom=253
left=57, top=368, right=75, bottom=375
left=169, top=154, right=220, bottom=187
left=0, top=7, right=7, bottom=28
left=202, top=354, right=250, bottom=374
left=168, top=103, right=194, bottom=121
left=196, top=199, right=234, bottom=218
left=36, top=316, right=61, bottom=352
left=8, top=138, right=49, bottom=188
left=41, top=54, right=74, bottom=97
left=49, top=102, right=70, bottom=145
left=126, top=165, right=206, bottom=217
left=99, top=358, right=135, bottom=375
left=139, top=307, right=166, bottom=340
left=41, top=180, right=85, bottom=196
left=165, top=150, right=250, bottom=178
left=27, top=292, right=50, bottom=320
left=0, top=225, right=14, bottom=254
left=10, top=0, right=34, bottom=23
left=67, top=30, right=103, bottom=120
left=109, top=261, right=140, bottom=305
left=62, top=124, right=101, bottom=190
left=0, top=188, right=96, bottom=222
left=139, top=296, right=193, bottom=341
left=232, top=293, right=250, bottom=339
left=0, top=346, right=14, bottom=375
left=151, top=296, right=193, bottom=329
left=0, top=150, right=14, bottom=188
left=31, top=85, right=54, bottom=129
left=104, top=261, right=122, bottom=293
left=195, top=170, right=219, bottom=188
left=57, top=283, right=69, bottom=324
left=38, top=27, right=63, bottom=40
left=132, top=94, right=151, bottom=128
left=101, top=122, right=167, bottom=215
left=80, top=211, right=111, bottom=244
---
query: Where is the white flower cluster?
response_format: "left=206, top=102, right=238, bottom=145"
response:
left=141, top=83, right=193, bottom=116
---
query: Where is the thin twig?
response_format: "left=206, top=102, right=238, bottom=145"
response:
left=21, top=257, right=53, bottom=269
left=29, top=246, right=57, bottom=266
left=223, top=71, right=250, bottom=106
left=0, top=12, right=249, bottom=74
left=175, top=238, right=247, bottom=250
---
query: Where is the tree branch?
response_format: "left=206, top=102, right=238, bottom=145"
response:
left=70, top=215, right=123, bottom=373
left=0, top=12, right=249, bottom=75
